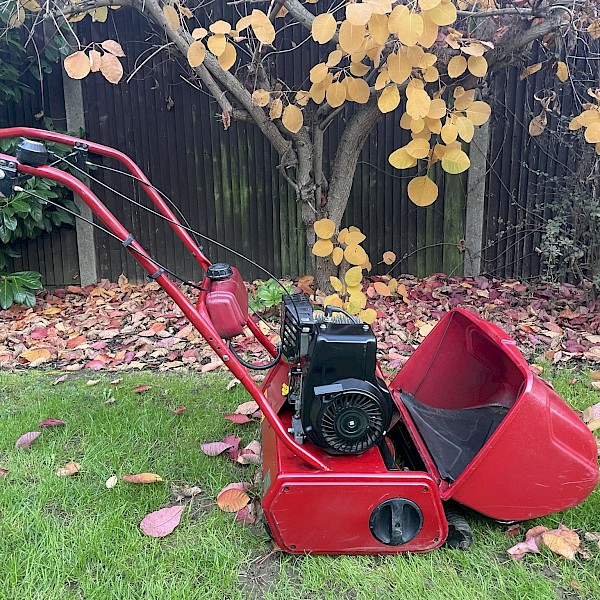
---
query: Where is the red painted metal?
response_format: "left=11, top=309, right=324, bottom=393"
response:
left=390, top=309, right=599, bottom=521
left=203, top=266, right=248, bottom=339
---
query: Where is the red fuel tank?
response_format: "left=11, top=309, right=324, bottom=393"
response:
left=204, top=263, right=248, bottom=339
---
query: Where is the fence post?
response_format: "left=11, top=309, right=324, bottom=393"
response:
left=61, top=69, right=98, bottom=286
left=464, top=121, right=490, bottom=277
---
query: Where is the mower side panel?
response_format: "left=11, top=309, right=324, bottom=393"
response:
left=261, top=417, right=448, bottom=554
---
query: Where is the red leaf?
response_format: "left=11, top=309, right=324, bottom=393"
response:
left=39, top=418, right=66, bottom=428
left=140, top=505, right=185, bottom=538
left=507, top=536, right=541, bottom=560
left=133, top=385, right=152, bottom=393
left=85, top=360, right=105, bottom=371
left=169, top=405, right=186, bottom=415
left=15, top=431, right=42, bottom=449
left=235, top=502, right=256, bottom=525
left=52, top=374, right=68, bottom=385
left=0, top=468, right=8, bottom=477
left=200, top=441, right=234, bottom=456
left=224, top=413, right=251, bottom=424
left=235, top=400, right=260, bottom=415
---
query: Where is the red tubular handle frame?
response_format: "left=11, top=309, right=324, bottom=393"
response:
left=0, top=129, right=328, bottom=471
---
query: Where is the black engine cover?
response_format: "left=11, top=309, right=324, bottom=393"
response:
left=300, top=317, right=393, bottom=454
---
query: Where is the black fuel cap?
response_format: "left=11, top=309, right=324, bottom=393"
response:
left=16, top=138, right=48, bottom=167
left=206, top=263, right=233, bottom=281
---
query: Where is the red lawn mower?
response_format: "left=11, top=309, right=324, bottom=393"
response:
left=0, top=128, right=597, bottom=554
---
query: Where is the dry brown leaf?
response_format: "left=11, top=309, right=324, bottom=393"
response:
left=101, top=40, right=125, bottom=57
left=216, top=488, right=250, bottom=512
left=64, top=51, right=91, bottom=80
left=122, top=473, right=164, bottom=484
left=100, top=53, right=124, bottom=84
left=55, top=461, right=81, bottom=477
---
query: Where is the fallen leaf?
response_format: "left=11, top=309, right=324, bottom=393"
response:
left=0, top=468, right=8, bottom=477
left=235, top=502, right=256, bottom=525
left=133, top=385, right=152, bottom=393
left=541, top=525, right=580, bottom=560
left=140, top=505, right=185, bottom=538
left=55, top=461, right=81, bottom=477
left=200, top=441, right=234, bottom=456
left=86, top=379, right=100, bottom=386
left=39, top=418, right=66, bottom=428
left=15, top=431, right=42, bottom=449
left=20, top=348, right=52, bottom=363
left=236, top=440, right=261, bottom=464
left=235, top=400, right=260, bottom=415
left=109, top=378, right=123, bottom=385
left=104, top=397, right=117, bottom=404
left=505, top=523, right=521, bottom=538
left=105, top=475, right=118, bottom=489
left=507, top=535, right=541, bottom=560
left=52, top=374, right=68, bottom=385
left=582, top=402, right=600, bottom=431
left=224, top=413, right=252, bottom=424
left=122, top=473, right=164, bottom=483
left=168, top=405, right=186, bottom=415
left=227, top=379, right=240, bottom=390
left=216, top=488, right=250, bottom=512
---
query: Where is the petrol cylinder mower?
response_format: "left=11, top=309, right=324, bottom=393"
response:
left=1, top=128, right=597, bottom=554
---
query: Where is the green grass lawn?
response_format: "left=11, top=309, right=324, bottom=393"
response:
left=0, top=369, right=598, bottom=600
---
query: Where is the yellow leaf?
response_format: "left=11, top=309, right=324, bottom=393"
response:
left=453, top=88, right=475, bottom=110
left=441, top=122, right=458, bottom=144
left=359, top=308, right=378, bottom=324
left=388, top=5, right=409, bottom=34
left=92, top=7, right=108, bottom=23
left=448, top=55, right=467, bottom=78
left=423, top=66, right=439, bottom=83
left=388, top=148, right=417, bottom=169
left=374, top=282, right=391, bottom=297
left=423, top=1, right=456, bottom=26
left=345, top=230, right=366, bottom=245
left=332, top=247, right=344, bottom=265
left=466, top=101, right=491, bottom=126
left=192, top=27, right=207, bottom=40
left=541, top=529, right=580, bottom=560
left=568, top=116, right=583, bottom=131
left=209, top=20, right=231, bottom=35
left=327, top=49, right=343, bottom=67
left=269, top=98, right=283, bottom=120
left=410, top=118, right=425, bottom=134
left=425, top=117, right=442, bottom=134
left=368, top=13, right=389, bottom=45
left=20, top=348, right=52, bottom=363
left=419, top=13, right=439, bottom=48
left=346, top=2, right=373, bottom=26
left=251, top=9, right=276, bottom=44
left=519, top=62, right=542, bottom=80
left=344, top=266, right=363, bottom=287
left=382, top=251, right=396, bottom=265
left=296, top=91, right=310, bottom=106
left=345, top=244, right=368, bottom=265
left=207, top=34, right=227, bottom=57
left=314, top=218, right=336, bottom=239
left=555, top=61, right=569, bottom=83
left=442, top=147, right=470, bottom=174
left=312, top=239, right=334, bottom=257
left=100, top=53, right=123, bottom=84
left=312, top=12, right=337, bottom=44
left=122, top=473, right=164, bottom=484
left=218, top=43, right=236, bottom=71
left=388, top=278, right=398, bottom=293
left=577, top=110, right=600, bottom=126
left=310, top=63, right=329, bottom=84
left=345, top=77, right=370, bottom=104
left=282, top=104, right=304, bottom=133
left=163, top=5, right=180, bottom=30
left=455, top=115, right=474, bottom=142
left=323, top=294, right=344, bottom=308
left=468, top=55, right=487, bottom=77
left=428, top=98, right=446, bottom=119
left=386, top=53, right=411, bottom=85
left=64, top=51, right=91, bottom=80
left=585, top=123, right=600, bottom=144
left=339, top=21, right=366, bottom=54
left=588, top=19, right=600, bottom=40
left=350, top=61, right=370, bottom=77
left=405, top=138, right=430, bottom=159
left=337, top=228, right=349, bottom=244
left=419, top=0, right=442, bottom=9
left=326, top=82, right=346, bottom=108
left=406, top=86, right=431, bottom=119
left=460, top=42, right=486, bottom=57
left=397, top=13, right=423, bottom=47
left=330, top=276, right=344, bottom=292
left=252, top=89, right=270, bottom=107
left=349, top=290, right=367, bottom=310
left=236, top=15, right=252, bottom=32
left=377, top=85, right=400, bottom=113
left=374, top=70, right=389, bottom=91
left=346, top=284, right=363, bottom=295
left=407, top=176, right=438, bottom=206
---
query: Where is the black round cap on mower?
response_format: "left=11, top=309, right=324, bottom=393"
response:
left=369, top=498, right=423, bottom=546
left=206, top=263, right=233, bottom=280
left=16, top=138, right=48, bottom=167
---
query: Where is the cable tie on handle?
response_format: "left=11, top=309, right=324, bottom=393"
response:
left=121, top=233, right=134, bottom=247
left=147, top=267, right=165, bottom=281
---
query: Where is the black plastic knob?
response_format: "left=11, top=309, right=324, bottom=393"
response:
left=16, top=138, right=48, bottom=167
left=369, top=498, right=423, bottom=546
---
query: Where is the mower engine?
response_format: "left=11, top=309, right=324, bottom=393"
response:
left=281, top=294, right=394, bottom=455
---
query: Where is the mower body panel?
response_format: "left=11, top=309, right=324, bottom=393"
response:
left=261, top=413, right=448, bottom=554
left=390, top=308, right=598, bottom=521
